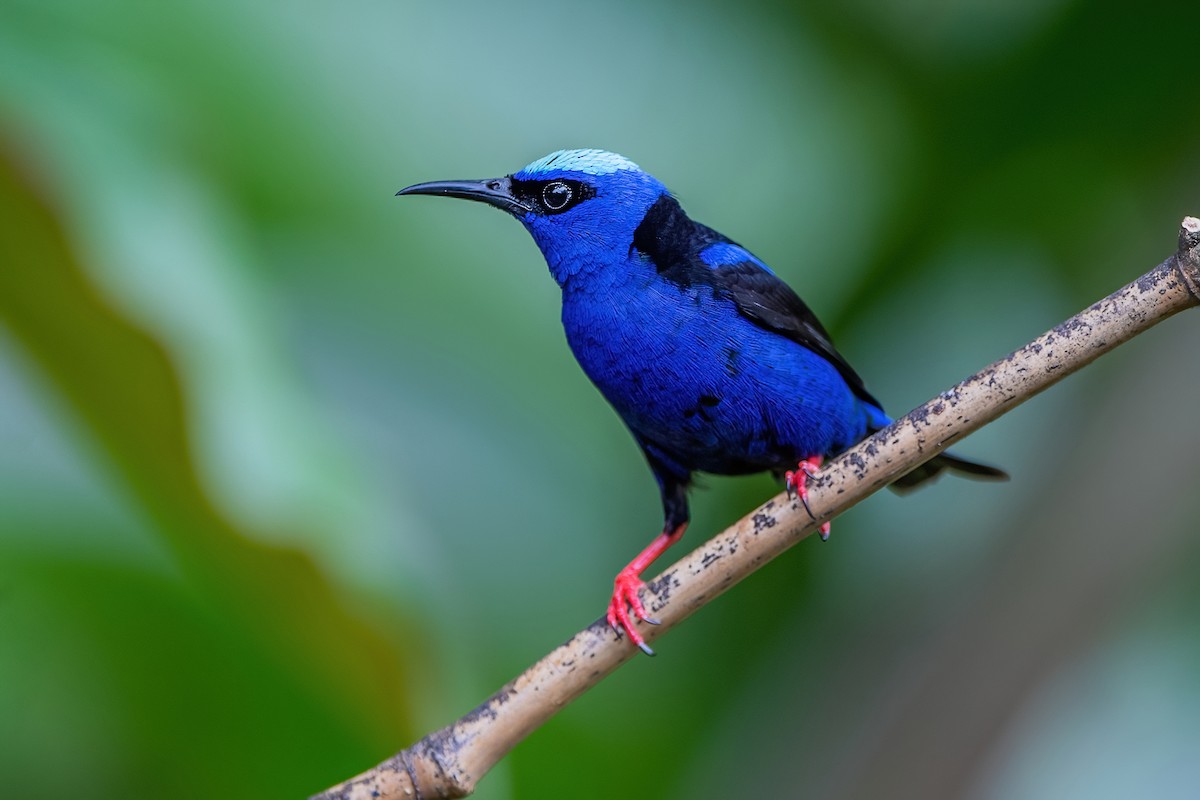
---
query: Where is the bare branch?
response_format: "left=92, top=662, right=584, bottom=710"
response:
left=313, top=217, right=1200, bottom=800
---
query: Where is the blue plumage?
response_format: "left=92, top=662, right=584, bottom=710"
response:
left=560, top=250, right=874, bottom=476
left=398, top=149, right=1005, bottom=653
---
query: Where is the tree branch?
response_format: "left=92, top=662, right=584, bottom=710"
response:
left=313, top=217, right=1200, bottom=800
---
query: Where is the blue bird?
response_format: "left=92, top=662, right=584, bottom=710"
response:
left=397, top=149, right=1006, bottom=654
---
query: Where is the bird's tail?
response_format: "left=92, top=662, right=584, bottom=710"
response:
left=860, top=405, right=1007, bottom=492
left=888, top=451, right=1008, bottom=493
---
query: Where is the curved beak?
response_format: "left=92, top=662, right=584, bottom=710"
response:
left=395, top=176, right=531, bottom=215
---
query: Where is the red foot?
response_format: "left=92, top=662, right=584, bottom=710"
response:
left=786, top=456, right=830, bottom=540
left=607, top=569, right=658, bottom=656
left=607, top=524, right=687, bottom=656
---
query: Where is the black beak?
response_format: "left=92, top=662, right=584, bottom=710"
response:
left=395, top=176, right=531, bottom=215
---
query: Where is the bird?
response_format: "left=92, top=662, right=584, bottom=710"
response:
left=397, top=149, right=1006, bottom=655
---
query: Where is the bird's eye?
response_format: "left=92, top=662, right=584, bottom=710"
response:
left=542, top=181, right=573, bottom=211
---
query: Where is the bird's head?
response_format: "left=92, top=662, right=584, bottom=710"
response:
left=397, top=149, right=668, bottom=286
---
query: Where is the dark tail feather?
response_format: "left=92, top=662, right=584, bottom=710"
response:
left=889, top=451, right=1009, bottom=494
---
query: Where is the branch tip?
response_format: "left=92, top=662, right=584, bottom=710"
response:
left=1177, top=217, right=1200, bottom=302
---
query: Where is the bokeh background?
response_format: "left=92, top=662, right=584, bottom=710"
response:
left=2, top=1, right=1198, bottom=798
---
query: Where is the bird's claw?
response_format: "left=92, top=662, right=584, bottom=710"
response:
left=786, top=456, right=831, bottom=541
left=607, top=569, right=657, bottom=655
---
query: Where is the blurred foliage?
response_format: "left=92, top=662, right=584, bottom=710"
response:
left=0, top=1, right=1198, bottom=799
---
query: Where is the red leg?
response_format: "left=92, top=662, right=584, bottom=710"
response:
left=786, top=456, right=830, bottom=540
left=607, top=523, right=687, bottom=655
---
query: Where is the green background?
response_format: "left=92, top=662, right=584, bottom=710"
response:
left=2, top=1, right=1198, bottom=798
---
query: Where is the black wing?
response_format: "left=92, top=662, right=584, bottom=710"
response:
left=631, top=194, right=881, bottom=410
left=708, top=258, right=882, bottom=410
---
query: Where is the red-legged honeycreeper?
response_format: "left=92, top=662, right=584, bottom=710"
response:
left=397, top=149, right=1006, bottom=655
